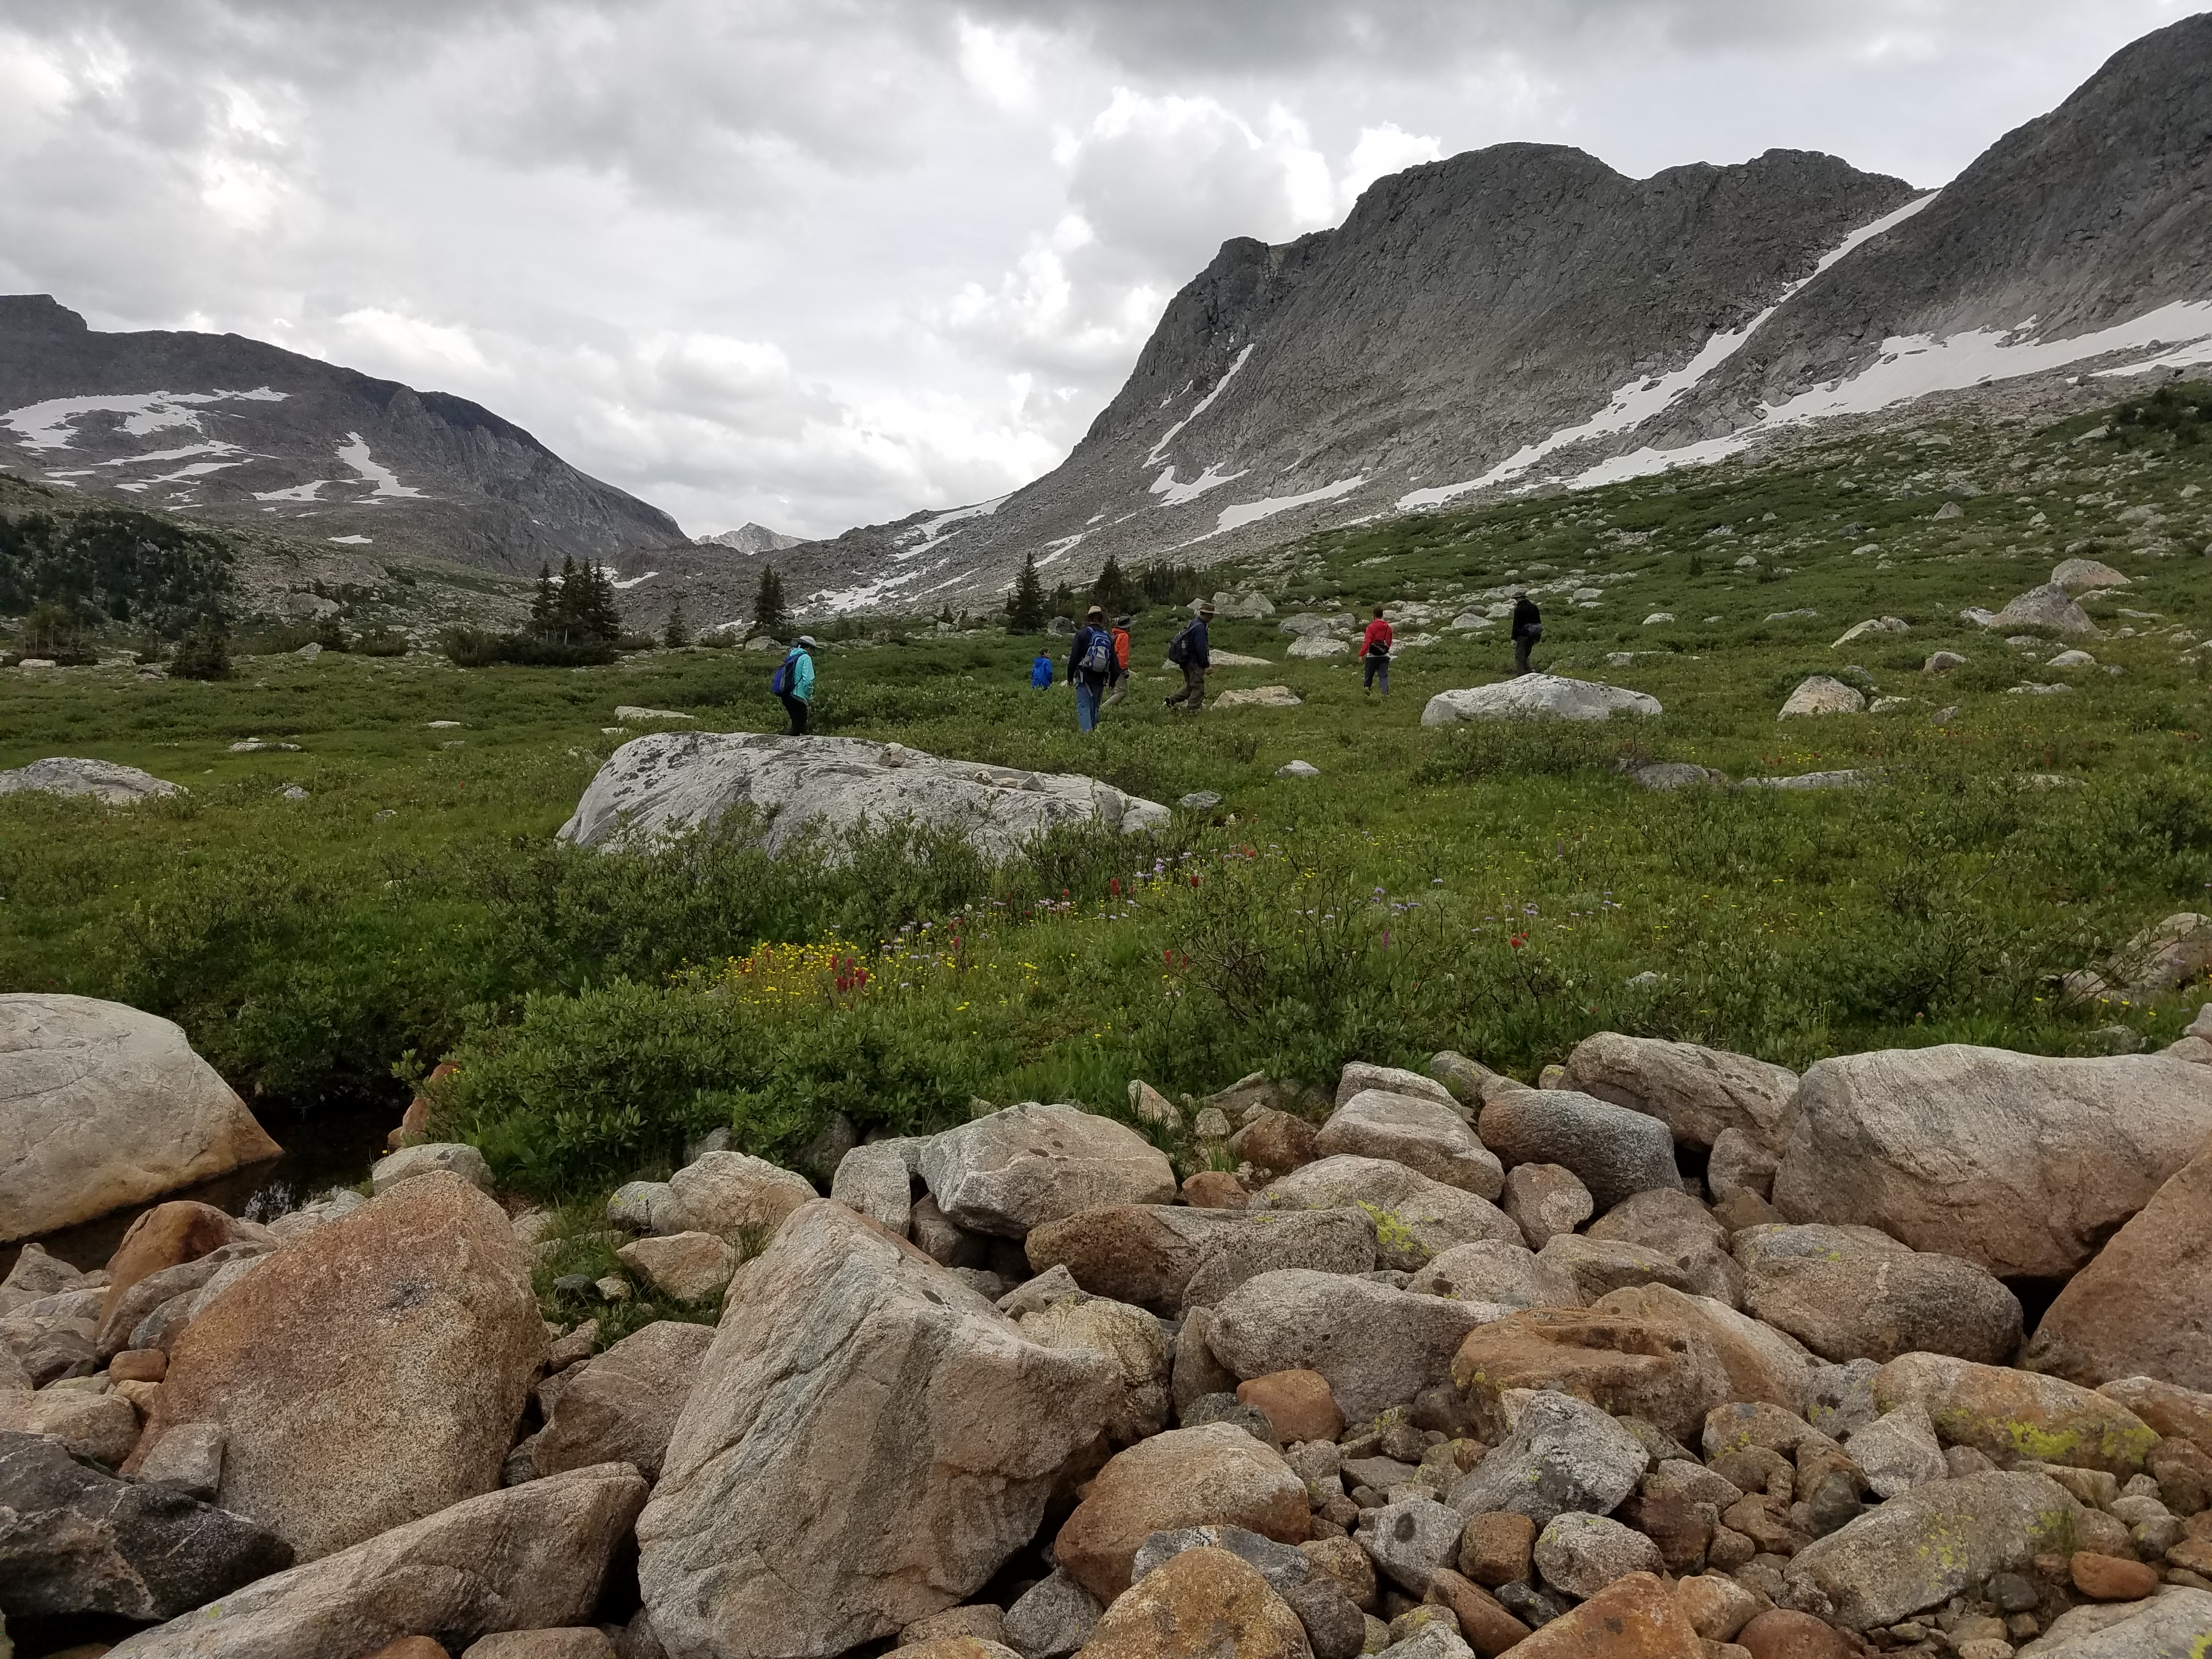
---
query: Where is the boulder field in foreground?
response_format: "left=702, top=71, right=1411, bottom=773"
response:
left=24, top=1015, right=2212, bottom=1659
left=557, top=730, right=1169, bottom=859
left=1, top=992, right=282, bottom=1241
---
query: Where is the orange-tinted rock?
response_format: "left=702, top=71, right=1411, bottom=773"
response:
left=1081, top=1545, right=1311, bottom=1659
left=1238, top=1369, right=1344, bottom=1444
left=1458, top=1510, right=1537, bottom=1587
left=1229, top=1110, right=1319, bottom=1178
left=2024, top=1141, right=2212, bottom=1391
left=2101, top=1375, right=2212, bottom=1459
left=1736, top=1608, right=1853, bottom=1659
left=367, top=1641, right=452, bottom=1659
left=1426, top=1566, right=1532, bottom=1657
left=1182, top=1172, right=1249, bottom=1209
left=1053, top=1423, right=1308, bottom=1602
left=110, top=1347, right=168, bottom=1383
left=125, top=1170, right=545, bottom=1561
left=101, top=1200, right=238, bottom=1322
left=1502, top=1570, right=1703, bottom=1656
left=390, top=1062, right=455, bottom=1149
left=1451, top=1307, right=1735, bottom=1443
left=2072, top=1550, right=2159, bottom=1600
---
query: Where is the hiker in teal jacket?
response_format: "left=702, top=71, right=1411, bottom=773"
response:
left=775, top=636, right=817, bottom=735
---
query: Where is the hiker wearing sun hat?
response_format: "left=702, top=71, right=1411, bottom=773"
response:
left=772, top=634, right=819, bottom=734
left=1164, top=599, right=1214, bottom=712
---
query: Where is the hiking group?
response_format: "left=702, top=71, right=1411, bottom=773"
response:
left=774, top=586, right=1542, bottom=740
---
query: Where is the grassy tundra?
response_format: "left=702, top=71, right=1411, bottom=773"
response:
left=7, top=385, right=2212, bottom=1236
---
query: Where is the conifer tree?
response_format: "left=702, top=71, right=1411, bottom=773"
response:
left=1005, top=549, right=1047, bottom=633
left=529, top=564, right=558, bottom=638
left=753, top=565, right=789, bottom=636
left=663, top=600, right=689, bottom=648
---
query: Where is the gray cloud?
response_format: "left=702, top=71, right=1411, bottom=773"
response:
left=0, top=0, right=2191, bottom=538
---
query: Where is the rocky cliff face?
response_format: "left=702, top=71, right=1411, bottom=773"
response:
left=0, top=298, right=684, bottom=576
left=752, top=12, right=2212, bottom=620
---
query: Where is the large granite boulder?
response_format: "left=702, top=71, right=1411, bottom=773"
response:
left=532, top=1319, right=715, bottom=1482
left=1421, top=677, right=1661, bottom=725
left=1314, top=1090, right=1504, bottom=1198
left=920, top=1105, right=1177, bottom=1238
left=2023, top=1138, right=2212, bottom=1391
left=558, top=731, right=1169, bottom=859
left=1873, top=1353, right=2158, bottom=1476
left=1769, top=1046, right=2212, bottom=1279
left=1476, top=1087, right=1680, bottom=1211
left=125, top=1171, right=545, bottom=1561
left=1252, top=1155, right=1519, bottom=1269
left=636, top=1200, right=1121, bottom=1659
left=104, top=1463, right=646, bottom=1659
left=0, top=1428, right=292, bottom=1622
left=1208, top=1269, right=1497, bottom=1423
left=1, top=994, right=281, bottom=1241
left=1781, top=1470, right=2078, bottom=1630
left=1558, top=1034, right=1796, bottom=1152
left=1735, top=1223, right=2023, bottom=1365
left=1081, top=1545, right=1312, bottom=1659
left=1444, top=1391, right=1648, bottom=1526
left=0, top=756, right=183, bottom=804
left=1053, top=1425, right=1308, bottom=1602
left=1990, top=584, right=2097, bottom=636
left=666, top=1150, right=816, bottom=1243
left=1022, top=1204, right=1256, bottom=1313
left=1450, top=1306, right=1742, bottom=1445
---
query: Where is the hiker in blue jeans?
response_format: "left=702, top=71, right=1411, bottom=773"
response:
left=1066, top=605, right=1115, bottom=733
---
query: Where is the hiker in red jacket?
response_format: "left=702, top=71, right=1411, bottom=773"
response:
left=1361, top=606, right=1393, bottom=697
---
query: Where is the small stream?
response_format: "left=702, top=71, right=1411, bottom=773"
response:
left=1, top=1097, right=399, bottom=1278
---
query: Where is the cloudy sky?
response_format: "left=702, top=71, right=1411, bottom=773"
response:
left=0, top=2, right=2190, bottom=539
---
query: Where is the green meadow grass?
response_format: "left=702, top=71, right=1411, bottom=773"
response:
left=6, top=386, right=2212, bottom=1203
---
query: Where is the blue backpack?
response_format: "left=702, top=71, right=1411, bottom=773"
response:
left=1079, top=627, right=1113, bottom=675
left=770, top=652, right=797, bottom=696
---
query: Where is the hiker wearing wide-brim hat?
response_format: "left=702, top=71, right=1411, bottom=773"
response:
left=1165, top=600, right=1215, bottom=713
left=773, top=635, right=819, bottom=734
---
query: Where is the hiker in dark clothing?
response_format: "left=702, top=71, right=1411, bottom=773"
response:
left=1164, top=601, right=1214, bottom=712
left=1066, top=605, right=1115, bottom=732
left=1511, top=592, right=1543, bottom=676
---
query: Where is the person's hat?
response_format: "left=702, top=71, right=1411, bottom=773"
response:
left=1114, top=614, right=1132, bottom=625
left=796, top=635, right=819, bottom=648
left=1086, top=605, right=1104, bottom=619
left=1198, top=601, right=1217, bottom=615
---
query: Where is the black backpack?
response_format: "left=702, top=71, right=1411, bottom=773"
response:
left=1166, top=619, right=1201, bottom=666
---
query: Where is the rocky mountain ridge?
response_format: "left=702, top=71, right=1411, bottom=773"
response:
left=0, top=296, right=685, bottom=578
left=750, top=12, right=2212, bottom=622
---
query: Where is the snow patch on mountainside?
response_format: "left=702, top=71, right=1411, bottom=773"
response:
left=1205, top=476, right=1367, bottom=537
left=1574, top=297, right=2212, bottom=489
left=1, top=387, right=287, bottom=451
left=1150, top=461, right=1248, bottom=506
left=1397, top=191, right=1942, bottom=511
left=1146, top=343, right=1254, bottom=465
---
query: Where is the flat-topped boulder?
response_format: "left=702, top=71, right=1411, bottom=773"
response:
left=558, top=730, right=1170, bottom=859
left=1989, top=583, right=2098, bottom=636
left=1421, top=675, right=1661, bottom=725
left=2, top=994, right=281, bottom=1242
left=0, top=756, right=184, bottom=804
